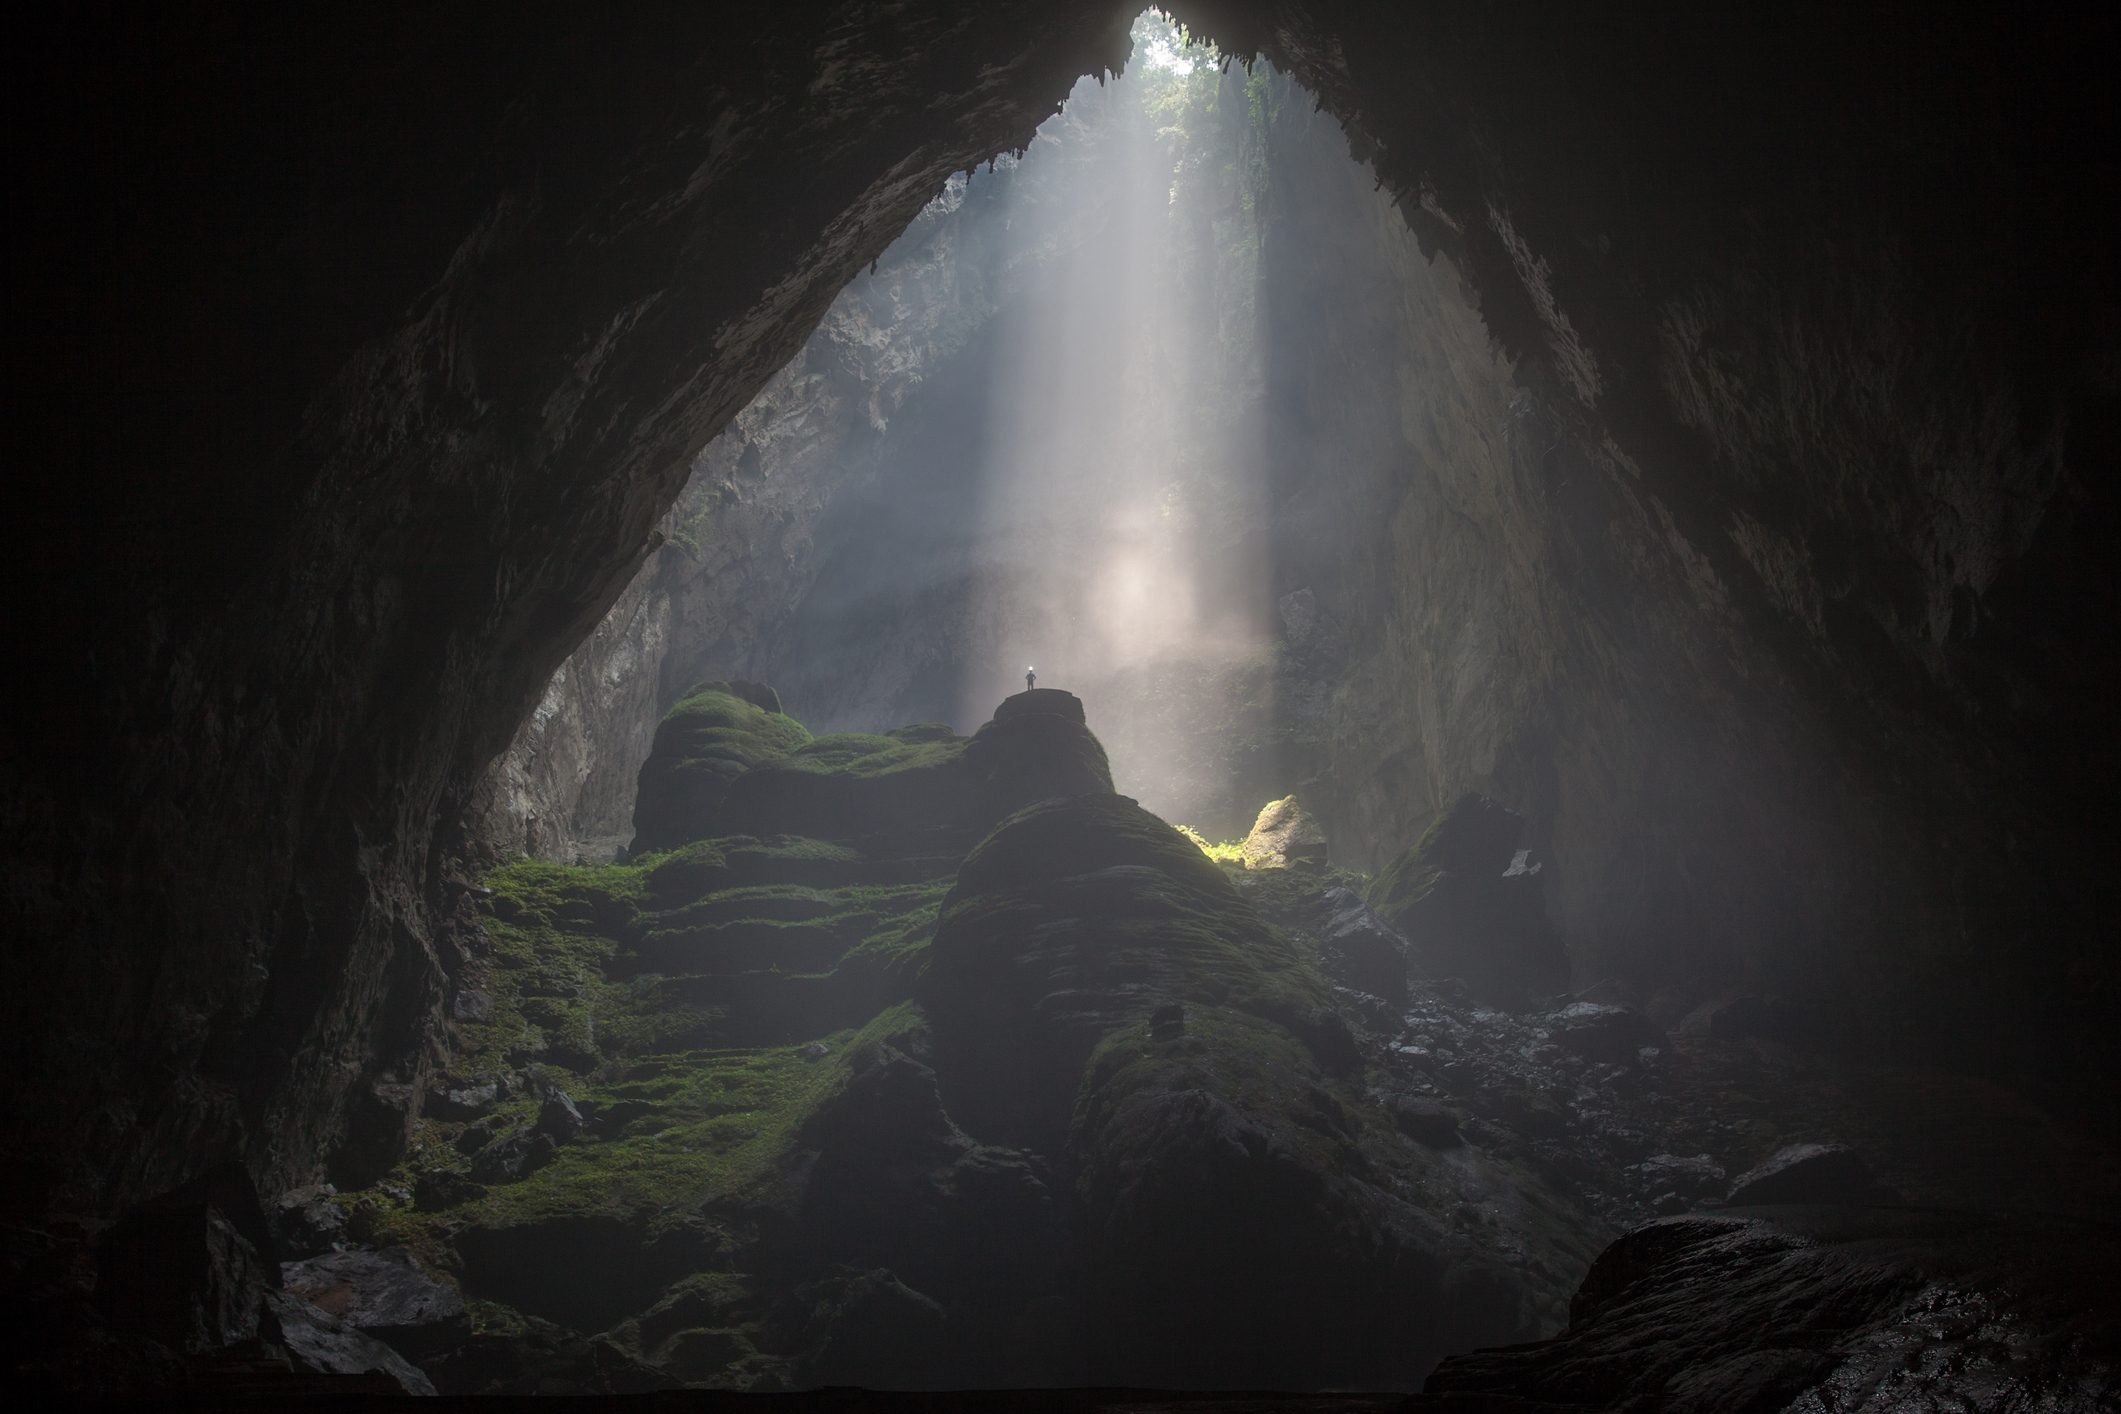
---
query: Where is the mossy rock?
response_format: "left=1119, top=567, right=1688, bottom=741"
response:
left=920, top=791, right=1541, bottom=1387
left=960, top=691, right=1112, bottom=821
left=716, top=691, right=1112, bottom=847
left=631, top=684, right=812, bottom=853
left=719, top=731, right=976, bottom=842
left=923, top=792, right=1335, bottom=1148
left=1070, top=1004, right=1537, bottom=1388
left=1367, top=793, right=1569, bottom=1009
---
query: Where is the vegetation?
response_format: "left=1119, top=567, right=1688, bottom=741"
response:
left=631, top=685, right=813, bottom=852
left=1175, top=821, right=1246, bottom=864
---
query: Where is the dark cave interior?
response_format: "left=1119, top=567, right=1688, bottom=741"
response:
left=6, top=2, right=2120, bottom=1406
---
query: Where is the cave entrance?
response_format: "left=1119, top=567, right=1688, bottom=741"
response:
left=505, top=9, right=1479, bottom=863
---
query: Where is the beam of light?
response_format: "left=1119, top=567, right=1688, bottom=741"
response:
left=955, top=11, right=1277, bottom=835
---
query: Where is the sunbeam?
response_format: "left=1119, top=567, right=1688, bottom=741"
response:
left=957, top=11, right=1275, bottom=832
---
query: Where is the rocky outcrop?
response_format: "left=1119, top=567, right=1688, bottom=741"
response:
left=1369, top=795, right=1569, bottom=1008
left=1423, top=1210, right=2120, bottom=1409
left=1238, top=796, right=1328, bottom=871
left=924, top=792, right=1567, bottom=1388
left=629, top=682, right=810, bottom=854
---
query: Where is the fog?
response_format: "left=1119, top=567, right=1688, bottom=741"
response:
left=767, top=13, right=1293, bottom=837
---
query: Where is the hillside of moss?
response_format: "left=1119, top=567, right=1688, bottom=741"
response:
left=325, top=690, right=1596, bottom=1391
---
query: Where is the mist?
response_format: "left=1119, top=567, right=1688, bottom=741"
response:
left=760, top=14, right=1289, bottom=838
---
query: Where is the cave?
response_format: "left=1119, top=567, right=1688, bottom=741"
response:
left=9, top=2, right=2119, bottom=1406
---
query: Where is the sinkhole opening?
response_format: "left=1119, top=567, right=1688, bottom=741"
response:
left=509, top=9, right=1489, bottom=861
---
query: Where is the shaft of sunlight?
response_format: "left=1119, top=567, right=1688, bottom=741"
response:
left=956, top=10, right=1275, bottom=833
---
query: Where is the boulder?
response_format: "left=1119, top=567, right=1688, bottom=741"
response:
left=262, top=1289, right=436, bottom=1395
left=1238, top=795, right=1328, bottom=870
left=280, top=1246, right=469, bottom=1358
left=1427, top=1211, right=2121, bottom=1407
left=469, top=1128, right=557, bottom=1184
left=425, top=1081, right=498, bottom=1120
left=96, top=1165, right=277, bottom=1353
left=1367, top=795, right=1568, bottom=1009
left=1724, top=1143, right=1899, bottom=1207
left=960, top=690, right=1112, bottom=821
left=1318, top=892, right=1410, bottom=1004
left=412, top=1168, right=486, bottom=1211
left=924, top=793, right=1325, bottom=1146
left=269, top=1183, right=347, bottom=1259
left=535, top=1089, right=586, bottom=1143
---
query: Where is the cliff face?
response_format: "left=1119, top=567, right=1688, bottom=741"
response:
left=1241, top=1, right=2119, bottom=1051
left=6, top=4, right=1137, bottom=1219
left=472, top=171, right=1019, bottom=864
left=7, top=0, right=2115, bottom=1226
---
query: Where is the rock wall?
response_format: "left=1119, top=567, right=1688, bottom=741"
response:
left=1232, top=0, right=2119, bottom=1055
left=5, top=4, right=1136, bottom=1219
left=471, top=169, right=1026, bottom=863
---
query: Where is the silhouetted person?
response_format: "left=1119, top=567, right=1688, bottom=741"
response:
left=1025, top=666, right=1036, bottom=691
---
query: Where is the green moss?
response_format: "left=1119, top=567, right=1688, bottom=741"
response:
left=779, top=731, right=965, bottom=779
left=936, top=794, right=1328, bottom=1027
left=633, top=687, right=813, bottom=852
left=1074, top=1004, right=1369, bottom=1179
left=1174, top=822, right=1246, bottom=865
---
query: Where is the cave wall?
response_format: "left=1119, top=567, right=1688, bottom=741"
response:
left=471, top=165, right=1032, bottom=863
left=1223, top=0, right=2121, bottom=1048
left=8, top=0, right=2116, bottom=1223
left=6, top=3, right=1135, bottom=1219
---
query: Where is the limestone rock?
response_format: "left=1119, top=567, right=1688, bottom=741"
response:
left=1238, top=795, right=1328, bottom=870
left=1725, top=1143, right=1898, bottom=1207
left=262, top=1289, right=436, bottom=1395
left=630, top=684, right=812, bottom=853
left=468, top=1128, right=557, bottom=1184
left=1369, top=795, right=1569, bottom=1009
left=279, top=1245, right=468, bottom=1358
left=1318, top=889, right=1410, bottom=1004
left=424, top=1081, right=497, bottom=1121
left=711, top=691, right=1111, bottom=846
left=269, top=1183, right=347, bottom=1260
left=926, top=792, right=1548, bottom=1387
left=990, top=687, right=1086, bottom=724
left=1427, top=1212, right=2121, bottom=1406
left=535, top=1090, right=585, bottom=1143
left=95, top=1166, right=277, bottom=1354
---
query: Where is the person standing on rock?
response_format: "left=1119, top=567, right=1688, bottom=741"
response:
left=1025, top=666, right=1037, bottom=691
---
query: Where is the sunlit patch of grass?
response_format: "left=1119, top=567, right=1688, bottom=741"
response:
left=1174, top=822, right=1246, bottom=865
